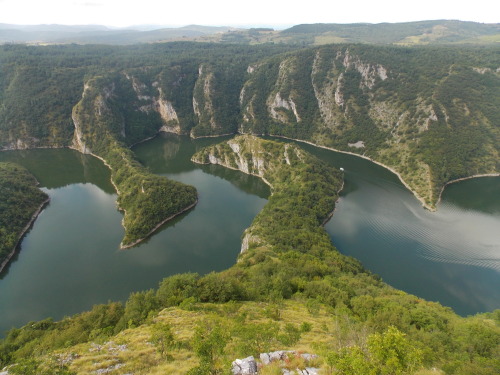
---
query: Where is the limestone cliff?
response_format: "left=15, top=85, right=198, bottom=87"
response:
left=239, top=45, right=500, bottom=209
left=71, top=76, right=197, bottom=248
left=1, top=43, right=498, bottom=210
left=190, top=64, right=223, bottom=137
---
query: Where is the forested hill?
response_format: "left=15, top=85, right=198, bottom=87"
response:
left=0, top=162, right=49, bottom=271
left=1, top=42, right=498, bottom=209
left=1, top=137, right=499, bottom=375
left=1, top=20, right=499, bottom=45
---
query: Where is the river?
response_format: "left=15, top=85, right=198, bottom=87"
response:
left=0, top=133, right=498, bottom=335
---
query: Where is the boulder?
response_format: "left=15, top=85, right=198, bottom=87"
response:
left=231, top=356, right=258, bottom=375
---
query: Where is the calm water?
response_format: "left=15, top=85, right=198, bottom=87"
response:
left=290, top=140, right=500, bottom=315
left=0, top=134, right=498, bottom=335
left=0, top=139, right=269, bottom=335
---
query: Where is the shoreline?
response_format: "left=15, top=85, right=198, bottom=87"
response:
left=268, top=134, right=434, bottom=211
left=120, top=199, right=198, bottom=249
left=436, top=173, right=500, bottom=206
left=0, top=197, right=50, bottom=274
left=267, top=134, right=500, bottom=211
left=192, top=139, right=344, bottom=229
left=322, top=178, right=345, bottom=227
left=3, top=133, right=499, bottom=248
left=68, top=145, right=200, bottom=250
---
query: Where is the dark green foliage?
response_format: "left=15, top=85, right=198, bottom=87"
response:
left=189, top=321, right=230, bottom=374
left=118, top=289, right=159, bottom=329
left=1, top=42, right=498, bottom=208
left=196, top=272, right=244, bottom=303
left=282, top=20, right=500, bottom=45
left=0, top=303, right=124, bottom=366
left=157, top=273, right=200, bottom=306
left=0, top=162, right=48, bottom=267
left=0, top=42, right=498, bottom=371
left=0, top=137, right=499, bottom=374
left=71, top=76, right=198, bottom=246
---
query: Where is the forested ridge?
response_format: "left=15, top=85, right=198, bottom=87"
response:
left=1, top=20, right=499, bottom=45
left=0, top=162, right=48, bottom=270
left=0, top=138, right=498, bottom=374
left=1, top=42, right=498, bottom=210
left=0, top=39, right=499, bottom=375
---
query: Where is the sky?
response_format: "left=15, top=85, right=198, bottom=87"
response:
left=0, top=0, right=498, bottom=28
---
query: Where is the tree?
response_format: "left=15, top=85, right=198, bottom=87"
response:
left=367, top=326, right=423, bottom=375
left=327, top=326, right=423, bottom=375
left=150, top=322, right=176, bottom=360
left=189, top=321, right=229, bottom=375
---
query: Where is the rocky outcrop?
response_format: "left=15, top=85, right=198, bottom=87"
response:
left=157, top=96, right=181, bottom=134
left=311, top=50, right=344, bottom=129
left=266, top=58, right=302, bottom=124
left=231, top=356, right=258, bottom=375
left=191, top=64, right=219, bottom=136
left=268, top=92, right=301, bottom=123
left=342, top=48, right=388, bottom=89
left=70, top=77, right=198, bottom=248
left=192, top=136, right=343, bottom=257
left=232, top=351, right=319, bottom=375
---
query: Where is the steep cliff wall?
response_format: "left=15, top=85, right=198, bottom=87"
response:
left=1, top=43, right=498, bottom=209
left=240, top=45, right=500, bottom=209
left=71, top=76, right=197, bottom=248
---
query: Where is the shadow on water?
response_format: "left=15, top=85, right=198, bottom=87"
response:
left=0, top=133, right=498, bottom=335
left=441, top=177, right=500, bottom=215
left=0, top=148, right=114, bottom=193
left=0, top=135, right=269, bottom=335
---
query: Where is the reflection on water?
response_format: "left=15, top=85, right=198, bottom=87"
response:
left=0, top=137, right=269, bottom=335
left=0, top=133, right=498, bottom=336
left=290, top=142, right=500, bottom=316
left=0, top=148, right=114, bottom=192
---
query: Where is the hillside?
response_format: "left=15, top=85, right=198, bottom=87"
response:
left=1, top=21, right=499, bottom=46
left=0, top=162, right=49, bottom=271
left=1, top=42, right=498, bottom=209
left=278, top=20, right=500, bottom=45
left=0, top=24, right=237, bottom=45
left=1, top=137, right=498, bottom=374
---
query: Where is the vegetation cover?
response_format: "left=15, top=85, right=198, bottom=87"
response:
left=1, top=20, right=498, bottom=46
left=0, top=43, right=295, bottom=245
left=71, top=75, right=198, bottom=247
left=1, top=138, right=498, bottom=375
left=1, top=42, right=498, bottom=211
left=0, top=162, right=49, bottom=270
left=0, top=38, right=499, bottom=374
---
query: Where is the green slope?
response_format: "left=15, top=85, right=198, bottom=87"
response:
left=0, top=162, right=49, bottom=271
left=1, top=137, right=498, bottom=374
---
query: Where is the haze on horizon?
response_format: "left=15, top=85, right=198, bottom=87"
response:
left=1, top=0, right=498, bottom=28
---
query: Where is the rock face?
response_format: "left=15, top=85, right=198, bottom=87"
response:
left=239, top=45, right=500, bottom=209
left=1, top=44, right=498, bottom=210
left=192, top=135, right=344, bottom=259
left=232, top=351, right=320, bottom=374
left=232, top=356, right=258, bottom=375
left=191, top=64, right=220, bottom=136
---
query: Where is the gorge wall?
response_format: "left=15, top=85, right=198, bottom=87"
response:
left=0, top=43, right=498, bottom=209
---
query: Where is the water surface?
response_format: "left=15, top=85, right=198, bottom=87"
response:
left=0, top=140, right=269, bottom=334
left=290, top=140, right=500, bottom=315
left=0, top=135, right=498, bottom=336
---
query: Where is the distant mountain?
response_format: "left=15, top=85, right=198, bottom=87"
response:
left=1, top=20, right=499, bottom=45
left=279, top=20, right=500, bottom=45
left=0, top=24, right=237, bottom=44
